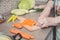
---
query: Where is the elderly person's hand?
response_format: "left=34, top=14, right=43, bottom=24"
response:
left=37, top=17, right=58, bottom=28
left=37, top=16, right=60, bottom=28
left=37, top=1, right=54, bottom=28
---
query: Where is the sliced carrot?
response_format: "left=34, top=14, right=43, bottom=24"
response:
left=13, top=18, right=36, bottom=28
left=13, top=23, right=23, bottom=28
left=21, top=18, right=36, bottom=27
left=10, top=29, right=34, bottom=39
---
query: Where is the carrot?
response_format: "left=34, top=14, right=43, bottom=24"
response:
left=10, top=29, right=34, bottom=39
left=13, top=23, right=23, bottom=28
left=21, top=18, right=36, bottom=27
left=13, top=18, right=36, bottom=28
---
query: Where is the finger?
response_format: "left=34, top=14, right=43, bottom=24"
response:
left=41, top=24, right=48, bottom=28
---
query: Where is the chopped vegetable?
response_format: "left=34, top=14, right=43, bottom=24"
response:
left=6, top=15, right=15, bottom=23
left=10, top=29, right=34, bottom=39
left=11, top=9, right=28, bottom=15
left=18, top=0, right=35, bottom=10
left=13, top=23, right=23, bottom=28
left=12, top=15, right=17, bottom=22
left=7, top=15, right=17, bottom=23
left=13, top=18, right=36, bottom=29
left=26, top=0, right=35, bottom=9
left=21, top=18, right=36, bottom=26
left=8, top=0, right=35, bottom=22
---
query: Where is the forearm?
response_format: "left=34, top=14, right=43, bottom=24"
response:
left=40, top=1, right=53, bottom=17
left=55, top=16, right=60, bottom=24
left=40, top=6, right=52, bottom=17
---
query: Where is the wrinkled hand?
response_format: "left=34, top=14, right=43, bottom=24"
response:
left=37, top=1, right=54, bottom=28
left=37, top=17, right=57, bottom=28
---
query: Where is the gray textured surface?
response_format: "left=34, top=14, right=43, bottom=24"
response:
left=0, top=0, right=53, bottom=40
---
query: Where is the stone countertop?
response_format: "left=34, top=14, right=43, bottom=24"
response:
left=0, top=12, right=53, bottom=40
left=0, top=0, right=54, bottom=40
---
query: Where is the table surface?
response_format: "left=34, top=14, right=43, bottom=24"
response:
left=0, top=0, right=53, bottom=40
left=0, top=12, right=53, bottom=40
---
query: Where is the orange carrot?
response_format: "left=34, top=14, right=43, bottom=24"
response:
left=10, top=29, right=34, bottom=39
left=21, top=18, right=36, bottom=27
left=13, top=23, right=23, bottom=28
left=13, top=18, right=36, bottom=29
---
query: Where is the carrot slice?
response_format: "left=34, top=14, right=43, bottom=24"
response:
left=13, top=18, right=36, bottom=28
left=21, top=18, right=36, bottom=26
left=10, top=29, right=34, bottom=39
left=13, top=23, right=23, bottom=28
